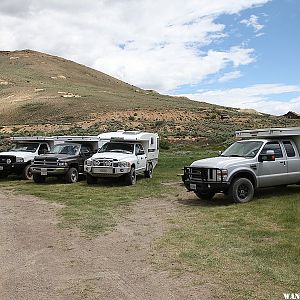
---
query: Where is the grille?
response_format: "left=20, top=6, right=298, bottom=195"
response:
left=184, top=167, right=222, bottom=182
left=0, top=155, right=16, bottom=164
left=93, top=159, right=115, bottom=167
left=33, top=158, right=58, bottom=167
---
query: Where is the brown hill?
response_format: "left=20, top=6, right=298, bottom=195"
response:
left=0, top=50, right=299, bottom=147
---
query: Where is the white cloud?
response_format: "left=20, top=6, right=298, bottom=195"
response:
left=241, top=14, right=264, bottom=32
left=179, top=84, right=300, bottom=115
left=218, top=71, right=242, bottom=82
left=0, top=0, right=269, bottom=92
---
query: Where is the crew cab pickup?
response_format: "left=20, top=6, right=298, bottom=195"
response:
left=0, top=136, right=54, bottom=180
left=31, top=136, right=99, bottom=183
left=84, top=131, right=159, bottom=185
left=182, top=127, right=300, bottom=203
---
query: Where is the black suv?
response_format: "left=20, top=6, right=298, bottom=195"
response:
left=31, top=143, right=93, bottom=183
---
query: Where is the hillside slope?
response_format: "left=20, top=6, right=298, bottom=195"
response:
left=1, top=50, right=299, bottom=147
left=0, top=50, right=211, bottom=125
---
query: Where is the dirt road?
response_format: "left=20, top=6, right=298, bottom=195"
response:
left=0, top=188, right=211, bottom=299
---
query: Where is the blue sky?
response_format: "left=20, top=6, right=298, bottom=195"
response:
left=0, top=0, right=299, bottom=115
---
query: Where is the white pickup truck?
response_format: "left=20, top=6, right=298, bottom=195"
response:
left=84, top=131, right=159, bottom=185
left=0, top=136, right=54, bottom=180
left=183, top=127, right=300, bottom=203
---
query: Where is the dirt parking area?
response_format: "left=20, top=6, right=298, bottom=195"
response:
left=0, top=188, right=211, bottom=300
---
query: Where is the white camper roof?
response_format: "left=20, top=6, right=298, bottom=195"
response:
left=11, top=136, right=55, bottom=142
left=53, top=136, right=100, bottom=142
left=236, top=127, right=300, bottom=138
left=98, top=131, right=158, bottom=142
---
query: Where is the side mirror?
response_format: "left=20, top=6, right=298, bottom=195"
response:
left=218, top=151, right=223, bottom=156
left=137, top=150, right=145, bottom=156
left=258, top=150, right=275, bottom=162
left=81, top=150, right=90, bottom=156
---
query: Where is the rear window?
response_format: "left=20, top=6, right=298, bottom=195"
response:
left=283, top=141, right=296, bottom=157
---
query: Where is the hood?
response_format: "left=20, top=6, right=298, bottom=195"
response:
left=0, top=151, right=35, bottom=159
left=91, top=152, right=134, bottom=161
left=35, top=153, right=77, bottom=160
left=191, top=156, right=250, bottom=169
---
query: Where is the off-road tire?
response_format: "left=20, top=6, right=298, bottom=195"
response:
left=195, top=190, right=215, bottom=200
left=229, top=177, right=254, bottom=203
left=144, top=163, right=153, bottom=178
left=65, top=167, right=79, bottom=183
left=125, top=166, right=136, bottom=185
left=33, top=174, right=46, bottom=184
left=23, top=164, right=33, bottom=180
left=86, top=173, right=97, bottom=185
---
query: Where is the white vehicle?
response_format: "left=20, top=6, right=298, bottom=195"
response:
left=183, top=127, right=300, bottom=203
left=85, top=131, right=159, bottom=185
left=0, top=136, right=55, bottom=180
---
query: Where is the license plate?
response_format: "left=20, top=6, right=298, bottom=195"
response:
left=41, top=168, right=47, bottom=176
left=0, top=166, right=3, bottom=171
left=190, top=183, right=197, bottom=191
left=93, top=167, right=113, bottom=174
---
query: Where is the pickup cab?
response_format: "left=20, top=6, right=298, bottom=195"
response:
left=182, top=127, right=300, bottom=203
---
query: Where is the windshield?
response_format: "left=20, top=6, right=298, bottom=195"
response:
left=98, top=142, right=134, bottom=154
left=222, top=141, right=263, bottom=158
left=49, top=144, right=80, bottom=155
left=11, top=143, right=39, bottom=153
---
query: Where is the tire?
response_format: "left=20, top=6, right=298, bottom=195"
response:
left=125, top=166, right=136, bottom=185
left=23, top=164, right=33, bottom=180
left=195, top=190, right=215, bottom=200
left=86, top=173, right=97, bottom=185
left=33, top=174, right=46, bottom=184
left=229, top=178, right=254, bottom=203
left=65, top=167, right=79, bottom=183
left=144, top=163, right=153, bottom=178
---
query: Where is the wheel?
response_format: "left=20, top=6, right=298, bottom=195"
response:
left=125, top=166, right=136, bottom=185
left=33, top=174, right=46, bottom=183
left=86, top=173, right=97, bottom=185
left=22, top=164, right=33, bottom=180
left=65, top=167, right=79, bottom=183
left=195, top=190, right=215, bottom=200
left=144, top=163, right=153, bottom=178
left=229, top=178, right=254, bottom=203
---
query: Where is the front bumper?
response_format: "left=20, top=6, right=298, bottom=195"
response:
left=31, top=166, right=68, bottom=176
left=0, top=163, right=27, bottom=174
left=85, top=165, right=130, bottom=177
left=182, top=166, right=229, bottom=193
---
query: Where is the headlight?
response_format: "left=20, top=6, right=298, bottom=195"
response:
left=118, top=161, right=130, bottom=168
left=15, top=157, right=24, bottom=163
left=217, top=169, right=228, bottom=181
left=58, top=161, right=68, bottom=167
left=85, top=159, right=92, bottom=166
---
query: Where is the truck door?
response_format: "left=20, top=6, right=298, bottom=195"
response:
left=135, top=144, right=147, bottom=171
left=257, top=141, right=288, bottom=187
left=282, top=140, right=300, bottom=184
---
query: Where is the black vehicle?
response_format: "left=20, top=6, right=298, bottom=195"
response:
left=31, top=143, right=93, bottom=183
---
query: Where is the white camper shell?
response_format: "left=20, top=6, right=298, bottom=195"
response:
left=85, top=131, right=159, bottom=185
left=0, top=136, right=55, bottom=180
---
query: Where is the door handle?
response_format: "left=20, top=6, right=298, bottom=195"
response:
left=279, top=161, right=286, bottom=166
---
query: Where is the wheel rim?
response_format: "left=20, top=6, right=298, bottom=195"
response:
left=71, top=170, right=78, bottom=182
left=26, top=167, right=33, bottom=180
left=237, top=183, right=250, bottom=199
left=149, top=164, right=153, bottom=177
left=131, top=169, right=136, bottom=183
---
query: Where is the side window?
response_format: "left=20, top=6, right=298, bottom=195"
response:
left=150, top=137, right=154, bottom=145
left=81, top=145, right=91, bottom=155
left=135, top=144, right=144, bottom=155
left=283, top=141, right=296, bottom=157
left=260, top=142, right=283, bottom=159
left=38, top=144, right=49, bottom=154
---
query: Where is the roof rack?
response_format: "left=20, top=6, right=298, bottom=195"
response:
left=235, top=127, right=300, bottom=138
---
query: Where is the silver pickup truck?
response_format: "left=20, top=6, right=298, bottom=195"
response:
left=182, top=127, right=300, bottom=203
